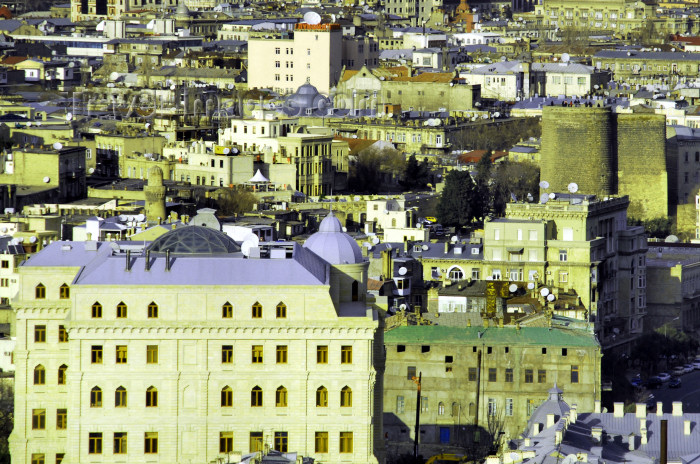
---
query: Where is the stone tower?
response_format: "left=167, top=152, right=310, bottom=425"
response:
left=144, top=166, right=166, bottom=222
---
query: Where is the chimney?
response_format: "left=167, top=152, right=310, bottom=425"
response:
left=591, top=426, right=602, bottom=444
left=546, top=414, right=555, bottom=429
left=523, top=438, right=531, bottom=447
left=125, top=249, right=132, bottom=271
left=641, top=426, right=648, bottom=445
left=145, top=250, right=151, bottom=271
left=569, top=404, right=577, bottom=424
left=636, top=403, right=646, bottom=418
left=657, top=402, right=663, bottom=416
left=555, top=429, right=563, bottom=445
left=673, top=401, right=683, bottom=416
left=613, top=402, right=624, bottom=418
left=165, top=249, right=171, bottom=271
left=594, top=400, right=601, bottom=413
left=404, top=236, right=409, bottom=253
left=628, top=432, right=635, bottom=451
left=660, top=420, right=668, bottom=464
left=444, top=241, right=449, bottom=253
left=684, top=420, right=691, bottom=435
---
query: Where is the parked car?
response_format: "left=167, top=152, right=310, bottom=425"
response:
left=684, top=364, right=694, bottom=373
left=693, top=360, right=700, bottom=370
left=672, top=366, right=686, bottom=376
left=630, top=376, right=643, bottom=388
left=645, top=376, right=663, bottom=389
left=669, top=377, right=682, bottom=388
left=657, top=372, right=671, bottom=382
left=646, top=395, right=657, bottom=409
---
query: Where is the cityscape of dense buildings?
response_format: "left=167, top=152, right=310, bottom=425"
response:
left=2, top=0, right=700, bottom=463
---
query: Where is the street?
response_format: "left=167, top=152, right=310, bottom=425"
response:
left=645, top=369, right=700, bottom=413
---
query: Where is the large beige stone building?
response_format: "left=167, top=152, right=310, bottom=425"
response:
left=9, top=217, right=384, bottom=464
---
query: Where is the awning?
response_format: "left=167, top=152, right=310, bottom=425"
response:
left=507, top=247, right=523, bottom=253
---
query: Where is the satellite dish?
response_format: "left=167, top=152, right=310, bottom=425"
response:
left=539, top=180, right=550, bottom=189
left=170, top=84, right=176, bottom=90
left=399, top=267, right=408, bottom=276
left=362, top=241, right=372, bottom=248
left=303, top=11, right=322, bottom=24
left=227, top=83, right=234, bottom=90
left=53, top=142, right=63, bottom=150
left=88, top=168, right=95, bottom=174
left=527, top=282, right=535, bottom=290
left=372, top=237, right=380, bottom=245
left=29, top=236, right=37, bottom=243
left=354, top=195, right=361, bottom=201
left=399, top=303, right=408, bottom=311
left=561, top=53, right=570, bottom=63
left=136, top=214, right=146, bottom=222
left=509, top=283, right=518, bottom=292
left=231, top=148, right=239, bottom=154
left=539, top=193, right=549, bottom=204
left=549, top=193, right=556, bottom=200
left=451, top=235, right=458, bottom=243
left=665, top=235, right=680, bottom=243
left=422, top=245, right=429, bottom=251
left=66, top=113, right=73, bottom=121
left=223, top=147, right=230, bottom=154
left=26, top=122, right=32, bottom=127
left=547, top=293, right=556, bottom=302
left=16, top=237, right=24, bottom=243
left=0, top=227, right=6, bottom=233
left=568, top=182, right=579, bottom=193
left=540, top=288, right=550, bottom=297
left=109, top=71, right=120, bottom=81
left=43, top=176, right=50, bottom=183
left=145, top=122, right=151, bottom=129
left=241, top=234, right=260, bottom=257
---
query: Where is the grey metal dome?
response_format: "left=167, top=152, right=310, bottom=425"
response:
left=147, top=225, right=240, bottom=254
left=303, top=212, right=363, bottom=265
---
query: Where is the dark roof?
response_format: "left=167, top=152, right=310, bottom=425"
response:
left=147, top=225, right=241, bottom=254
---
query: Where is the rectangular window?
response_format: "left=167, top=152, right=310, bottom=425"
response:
left=34, top=325, right=46, bottom=343
left=396, top=395, right=405, bottom=414
left=0, top=260, right=8, bottom=268
left=274, top=432, right=288, bottom=453
left=563, top=227, right=574, bottom=241
left=339, top=432, right=353, bottom=453
left=276, top=345, right=288, bottom=364
left=407, top=366, right=416, bottom=380
left=315, top=432, right=329, bottom=453
left=116, top=345, right=127, bottom=364
left=114, top=432, right=127, bottom=454
left=529, top=230, right=537, bottom=241
left=317, top=345, right=328, bottom=364
left=91, top=345, right=103, bottom=364
left=89, top=432, right=103, bottom=454
left=31, top=455, right=45, bottom=464
left=487, top=398, right=496, bottom=416
left=250, top=432, right=263, bottom=452
left=505, top=398, right=514, bottom=416
left=144, top=432, right=158, bottom=454
left=252, top=345, right=263, bottom=364
left=560, top=271, right=568, bottom=283
left=421, top=396, right=428, bottom=412
left=222, top=345, right=233, bottom=364
left=341, top=346, right=353, bottom=364
left=488, top=368, right=497, bottom=382
left=57, top=409, right=67, bottom=429
left=55, top=454, right=64, bottom=464
left=571, top=365, right=580, bottom=383
left=32, top=409, right=46, bottom=429
left=220, top=432, right=233, bottom=453
left=538, top=369, right=547, bottom=383
left=505, top=368, right=513, bottom=382
left=494, top=229, right=500, bottom=240
left=525, top=369, right=533, bottom=383
left=146, top=345, right=158, bottom=364
left=468, top=367, right=477, bottom=381
left=58, top=325, right=68, bottom=343
left=559, top=249, right=568, bottom=261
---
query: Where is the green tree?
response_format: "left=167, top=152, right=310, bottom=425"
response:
left=492, top=161, right=540, bottom=216
left=214, top=187, right=258, bottom=216
left=401, top=155, right=430, bottom=190
left=437, top=170, right=478, bottom=228
left=473, top=152, right=493, bottom=221
left=0, top=380, right=13, bottom=464
left=348, top=147, right=405, bottom=193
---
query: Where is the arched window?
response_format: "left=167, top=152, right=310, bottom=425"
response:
left=91, top=302, right=102, bottom=318
left=33, top=364, right=45, bottom=385
left=438, top=402, right=445, bottom=415
left=115, top=386, right=127, bottom=407
left=276, top=302, right=287, bottom=319
left=222, top=302, right=233, bottom=318
left=252, top=302, right=262, bottom=318
left=35, top=283, right=45, bottom=299
left=147, top=302, right=158, bottom=319
left=57, top=364, right=67, bottom=385
left=116, top=302, right=127, bottom=318
left=276, top=386, right=288, bottom=407
left=59, top=283, right=70, bottom=299
left=449, top=267, right=464, bottom=281
left=451, top=402, right=459, bottom=417
left=468, top=402, right=475, bottom=416
left=352, top=281, right=359, bottom=302
left=340, top=386, right=352, bottom=407
left=251, top=386, right=263, bottom=407
left=221, top=386, right=233, bottom=407
left=146, top=386, right=158, bottom=407
left=90, top=386, right=102, bottom=407
left=316, top=386, right=328, bottom=407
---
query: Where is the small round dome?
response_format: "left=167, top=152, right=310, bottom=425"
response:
left=303, top=213, right=363, bottom=265
left=147, top=225, right=240, bottom=254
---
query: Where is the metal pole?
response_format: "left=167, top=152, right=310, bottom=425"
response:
left=414, top=372, right=422, bottom=458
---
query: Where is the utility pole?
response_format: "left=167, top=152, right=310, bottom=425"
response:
left=413, top=372, right=422, bottom=458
